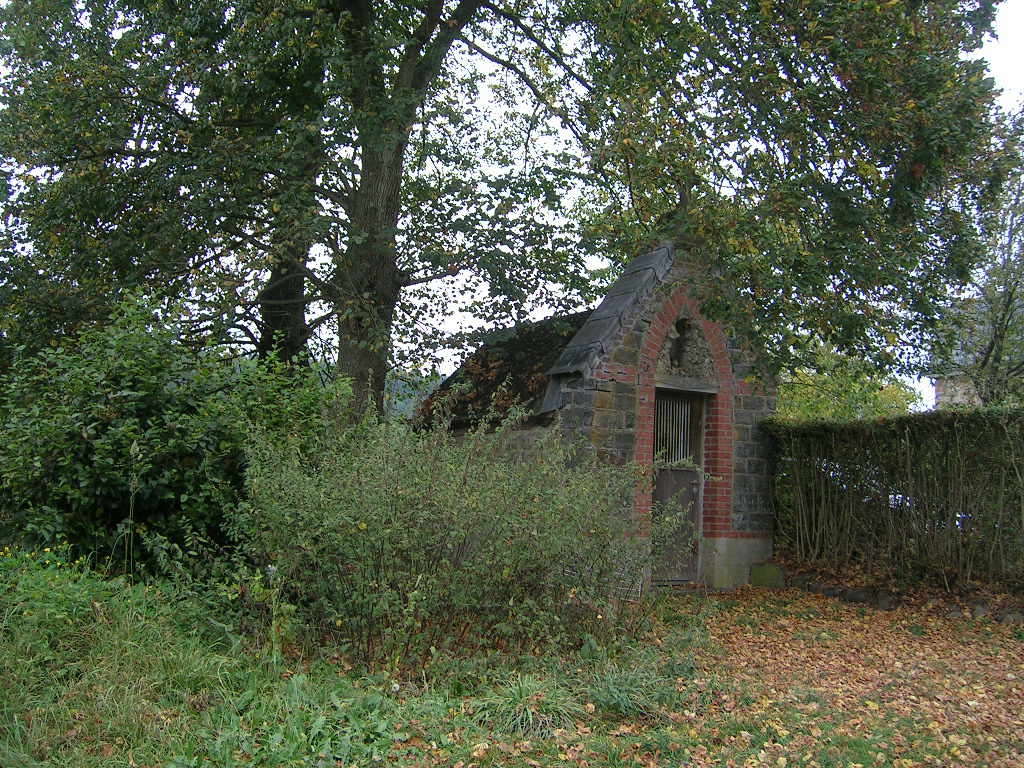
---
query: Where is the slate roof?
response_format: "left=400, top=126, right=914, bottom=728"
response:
left=547, top=245, right=674, bottom=379
left=419, top=243, right=679, bottom=427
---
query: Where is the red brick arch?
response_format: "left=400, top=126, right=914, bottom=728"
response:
left=633, top=285, right=735, bottom=537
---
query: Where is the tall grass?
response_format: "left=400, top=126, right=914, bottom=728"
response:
left=0, top=548, right=451, bottom=767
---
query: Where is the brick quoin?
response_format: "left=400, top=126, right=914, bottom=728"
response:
left=596, top=285, right=737, bottom=535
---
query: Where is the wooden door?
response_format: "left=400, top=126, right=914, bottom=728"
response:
left=652, top=390, right=704, bottom=583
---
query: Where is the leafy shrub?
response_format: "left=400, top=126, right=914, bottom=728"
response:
left=0, top=297, right=347, bottom=567
left=235, top=415, right=646, bottom=665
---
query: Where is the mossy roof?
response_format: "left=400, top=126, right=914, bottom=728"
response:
left=420, top=310, right=592, bottom=428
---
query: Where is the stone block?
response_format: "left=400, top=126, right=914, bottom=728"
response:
left=566, top=389, right=590, bottom=406
left=700, top=536, right=773, bottom=589
left=749, top=562, right=786, bottom=589
left=592, top=409, right=620, bottom=430
left=839, top=587, right=876, bottom=605
left=876, top=591, right=898, bottom=610
left=732, top=475, right=754, bottom=493
left=557, top=407, right=587, bottom=429
left=614, top=392, right=636, bottom=413
left=746, top=513, right=773, bottom=533
left=594, top=389, right=614, bottom=411
left=610, top=345, right=638, bottom=365
left=788, top=572, right=810, bottom=589
left=612, top=431, right=636, bottom=457
left=745, top=395, right=766, bottom=412
left=808, top=582, right=843, bottom=597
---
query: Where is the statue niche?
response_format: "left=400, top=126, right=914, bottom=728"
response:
left=656, top=314, right=716, bottom=389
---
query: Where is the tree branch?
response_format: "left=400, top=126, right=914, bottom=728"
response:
left=396, top=0, right=446, bottom=91
left=300, top=310, right=337, bottom=343
left=314, top=183, right=353, bottom=215
left=401, top=263, right=470, bottom=287
left=480, top=2, right=592, bottom=92
left=456, top=37, right=588, bottom=146
left=408, top=0, right=487, bottom=94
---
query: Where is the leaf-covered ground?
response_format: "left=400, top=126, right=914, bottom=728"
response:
left=4, top=550, right=1023, bottom=768
left=403, top=589, right=1024, bottom=768
left=670, top=588, right=1024, bottom=767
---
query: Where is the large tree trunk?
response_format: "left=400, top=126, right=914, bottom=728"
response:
left=256, top=252, right=308, bottom=362
left=253, top=35, right=328, bottom=363
left=322, top=0, right=479, bottom=411
left=334, top=143, right=407, bottom=412
left=336, top=285, right=400, bottom=412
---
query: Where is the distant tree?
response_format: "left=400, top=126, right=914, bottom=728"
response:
left=1, top=0, right=1001, bottom=407
left=932, top=108, right=1024, bottom=405
left=384, top=368, right=441, bottom=418
left=776, top=346, right=919, bottom=421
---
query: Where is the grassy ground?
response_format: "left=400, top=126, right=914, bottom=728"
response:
left=2, top=550, right=1022, bottom=767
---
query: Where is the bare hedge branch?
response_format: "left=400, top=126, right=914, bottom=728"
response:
left=766, top=409, right=1024, bottom=588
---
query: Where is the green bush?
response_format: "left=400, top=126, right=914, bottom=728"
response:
left=235, top=415, right=646, bottom=666
left=0, top=297, right=348, bottom=567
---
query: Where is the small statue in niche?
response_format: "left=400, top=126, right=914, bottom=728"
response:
left=669, top=318, right=688, bottom=369
left=658, top=318, right=690, bottom=374
left=657, top=314, right=715, bottom=381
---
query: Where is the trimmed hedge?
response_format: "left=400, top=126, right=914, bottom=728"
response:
left=766, top=409, right=1024, bottom=588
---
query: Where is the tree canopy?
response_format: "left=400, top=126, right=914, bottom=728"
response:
left=776, top=346, right=920, bottom=420
left=0, top=0, right=1003, bottom=403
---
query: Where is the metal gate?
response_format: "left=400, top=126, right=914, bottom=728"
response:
left=652, top=390, right=704, bottom=583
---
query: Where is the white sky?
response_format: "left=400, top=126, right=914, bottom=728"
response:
left=915, top=0, right=1023, bottom=406
left=984, top=0, right=1024, bottom=109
